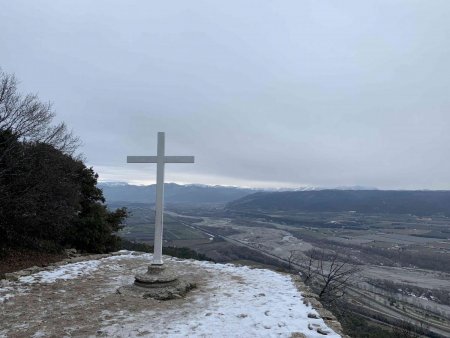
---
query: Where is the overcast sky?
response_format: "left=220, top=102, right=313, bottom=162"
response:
left=1, top=1, right=450, bottom=189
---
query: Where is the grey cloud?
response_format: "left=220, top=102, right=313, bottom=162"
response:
left=1, top=1, right=449, bottom=189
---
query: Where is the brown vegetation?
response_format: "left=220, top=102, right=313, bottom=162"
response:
left=295, top=249, right=362, bottom=303
left=0, top=248, right=67, bottom=278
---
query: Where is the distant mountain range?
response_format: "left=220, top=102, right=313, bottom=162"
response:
left=227, top=190, right=450, bottom=216
left=98, top=182, right=381, bottom=205
left=100, top=183, right=450, bottom=215
left=98, top=182, right=257, bottom=204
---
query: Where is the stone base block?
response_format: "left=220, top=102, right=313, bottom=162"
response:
left=117, top=264, right=195, bottom=300
left=117, top=279, right=196, bottom=300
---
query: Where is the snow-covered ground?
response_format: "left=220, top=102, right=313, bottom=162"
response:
left=19, top=259, right=102, bottom=284
left=0, top=251, right=340, bottom=337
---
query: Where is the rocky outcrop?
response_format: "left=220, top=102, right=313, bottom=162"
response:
left=292, top=275, right=349, bottom=338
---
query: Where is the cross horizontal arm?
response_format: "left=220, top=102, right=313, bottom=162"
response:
left=127, top=156, right=158, bottom=163
left=164, top=156, right=195, bottom=163
left=127, top=156, right=195, bottom=163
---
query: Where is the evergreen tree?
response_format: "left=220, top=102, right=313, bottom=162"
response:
left=66, top=166, right=127, bottom=253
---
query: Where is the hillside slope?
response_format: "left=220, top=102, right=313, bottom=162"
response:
left=227, top=190, right=450, bottom=215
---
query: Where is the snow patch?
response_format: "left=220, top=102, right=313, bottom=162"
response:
left=0, top=281, right=29, bottom=304
left=102, top=259, right=341, bottom=337
left=0, top=287, right=15, bottom=303
left=17, top=251, right=140, bottom=285
left=19, top=260, right=101, bottom=284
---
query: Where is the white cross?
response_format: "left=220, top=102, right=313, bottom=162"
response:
left=127, top=132, right=195, bottom=265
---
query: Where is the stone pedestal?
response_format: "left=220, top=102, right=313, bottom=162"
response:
left=117, top=264, right=195, bottom=300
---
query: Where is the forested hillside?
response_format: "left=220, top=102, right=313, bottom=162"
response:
left=227, top=190, right=450, bottom=216
left=0, top=70, right=127, bottom=255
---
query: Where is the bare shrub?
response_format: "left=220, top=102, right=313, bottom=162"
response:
left=0, top=69, right=79, bottom=158
left=297, top=249, right=362, bottom=303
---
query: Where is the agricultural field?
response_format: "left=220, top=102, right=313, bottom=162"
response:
left=165, top=207, right=450, bottom=337
left=115, top=203, right=211, bottom=245
left=115, top=202, right=450, bottom=336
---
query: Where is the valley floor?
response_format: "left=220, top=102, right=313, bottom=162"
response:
left=161, top=210, right=450, bottom=337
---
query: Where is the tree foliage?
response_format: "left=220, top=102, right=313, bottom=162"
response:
left=0, top=69, right=126, bottom=254
left=121, top=239, right=212, bottom=261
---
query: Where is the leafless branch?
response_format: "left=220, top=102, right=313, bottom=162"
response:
left=0, top=69, right=80, bottom=159
left=296, top=249, right=361, bottom=303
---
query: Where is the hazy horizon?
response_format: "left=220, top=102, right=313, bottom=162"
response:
left=2, top=1, right=450, bottom=190
left=99, top=180, right=450, bottom=192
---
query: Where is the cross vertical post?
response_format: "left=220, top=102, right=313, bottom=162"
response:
left=153, top=132, right=165, bottom=265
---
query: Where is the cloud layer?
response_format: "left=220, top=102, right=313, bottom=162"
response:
left=1, top=1, right=449, bottom=188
